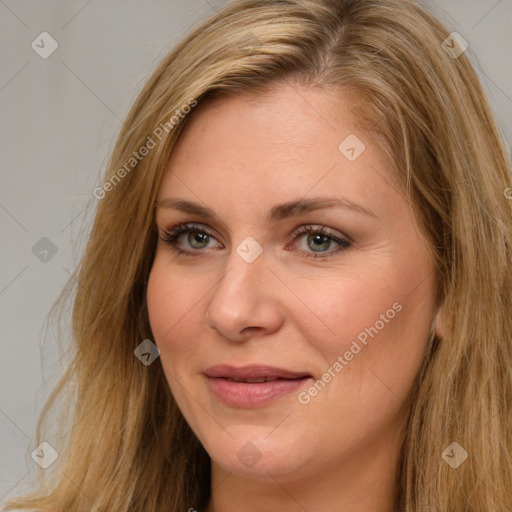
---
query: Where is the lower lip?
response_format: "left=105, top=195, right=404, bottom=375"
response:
left=206, top=376, right=311, bottom=408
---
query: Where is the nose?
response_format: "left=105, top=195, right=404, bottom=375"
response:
left=205, top=245, right=284, bottom=342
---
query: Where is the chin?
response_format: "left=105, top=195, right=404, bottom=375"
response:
left=202, top=426, right=313, bottom=479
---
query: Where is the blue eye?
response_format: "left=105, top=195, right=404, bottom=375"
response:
left=291, top=225, right=351, bottom=257
left=160, top=223, right=351, bottom=259
left=161, top=223, right=220, bottom=256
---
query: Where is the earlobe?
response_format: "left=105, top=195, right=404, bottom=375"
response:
left=431, top=307, right=445, bottom=339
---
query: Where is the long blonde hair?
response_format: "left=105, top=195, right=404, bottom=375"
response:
left=4, top=0, right=512, bottom=510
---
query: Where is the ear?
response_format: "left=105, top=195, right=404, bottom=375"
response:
left=431, top=306, right=445, bottom=339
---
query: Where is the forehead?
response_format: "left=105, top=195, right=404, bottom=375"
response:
left=165, top=86, right=349, bottom=178
left=157, top=84, right=403, bottom=222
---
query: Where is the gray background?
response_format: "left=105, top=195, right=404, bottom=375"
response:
left=1, top=0, right=511, bottom=503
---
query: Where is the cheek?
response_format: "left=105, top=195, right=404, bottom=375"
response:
left=146, top=265, right=203, bottom=415
left=146, top=262, right=212, bottom=376
left=147, top=265, right=192, bottom=361
left=147, top=268, right=174, bottom=345
left=293, top=264, right=434, bottom=392
left=290, top=273, right=434, bottom=450
left=289, top=269, right=401, bottom=353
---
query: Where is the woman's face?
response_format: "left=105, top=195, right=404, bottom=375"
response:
left=147, top=85, right=437, bottom=482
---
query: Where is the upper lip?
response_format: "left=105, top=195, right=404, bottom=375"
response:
left=204, top=364, right=311, bottom=380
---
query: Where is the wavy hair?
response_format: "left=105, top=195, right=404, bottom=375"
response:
left=4, top=0, right=512, bottom=510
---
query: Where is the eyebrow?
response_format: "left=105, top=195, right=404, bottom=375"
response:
left=154, top=196, right=377, bottom=221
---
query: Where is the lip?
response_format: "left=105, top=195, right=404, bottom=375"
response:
left=204, top=364, right=313, bottom=408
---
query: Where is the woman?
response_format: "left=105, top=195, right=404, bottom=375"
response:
left=5, top=0, right=512, bottom=510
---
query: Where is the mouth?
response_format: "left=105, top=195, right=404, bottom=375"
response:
left=224, top=376, right=296, bottom=383
left=204, top=364, right=313, bottom=408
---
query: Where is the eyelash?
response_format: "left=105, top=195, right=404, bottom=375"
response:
left=159, top=222, right=352, bottom=259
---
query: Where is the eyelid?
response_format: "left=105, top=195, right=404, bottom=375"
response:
left=290, top=224, right=352, bottom=243
left=159, top=221, right=352, bottom=259
left=160, top=222, right=224, bottom=247
left=161, top=221, right=215, bottom=235
left=159, top=222, right=350, bottom=243
left=287, top=224, right=351, bottom=258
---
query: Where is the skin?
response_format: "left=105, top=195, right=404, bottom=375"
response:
left=146, top=84, right=438, bottom=512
